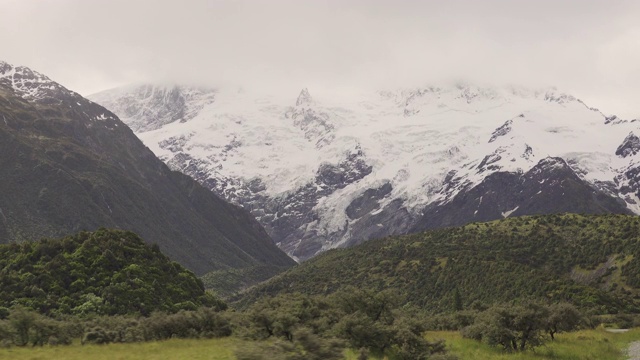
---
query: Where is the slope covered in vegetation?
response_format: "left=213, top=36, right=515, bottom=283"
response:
left=0, top=229, right=224, bottom=316
left=237, top=214, right=640, bottom=313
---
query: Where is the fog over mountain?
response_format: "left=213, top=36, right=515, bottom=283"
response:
left=1, top=0, right=640, bottom=118
left=90, top=83, right=637, bottom=260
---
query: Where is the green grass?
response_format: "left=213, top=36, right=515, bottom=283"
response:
left=428, top=327, right=640, bottom=360
left=0, top=338, right=373, bottom=360
left=1, top=328, right=638, bottom=360
left=0, top=338, right=239, bottom=360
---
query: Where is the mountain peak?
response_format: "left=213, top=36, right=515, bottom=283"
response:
left=89, top=83, right=217, bottom=132
left=616, top=132, right=640, bottom=158
left=90, top=81, right=640, bottom=260
left=536, top=156, right=569, bottom=170
left=296, top=88, right=313, bottom=106
left=0, top=60, right=77, bottom=104
left=0, top=62, right=295, bottom=276
left=0, top=60, right=10, bottom=72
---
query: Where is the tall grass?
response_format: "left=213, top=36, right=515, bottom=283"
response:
left=0, top=337, right=239, bottom=360
left=0, top=328, right=637, bottom=360
left=428, top=327, right=640, bottom=360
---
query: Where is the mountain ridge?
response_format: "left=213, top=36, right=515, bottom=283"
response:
left=90, top=83, right=640, bottom=260
left=0, top=61, right=295, bottom=276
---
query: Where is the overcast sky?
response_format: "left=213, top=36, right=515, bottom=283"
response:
left=2, top=0, right=639, bottom=117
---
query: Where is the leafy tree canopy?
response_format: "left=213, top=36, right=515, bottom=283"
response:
left=0, top=228, right=225, bottom=316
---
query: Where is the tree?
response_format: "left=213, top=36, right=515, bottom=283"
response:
left=545, top=303, right=582, bottom=340
left=462, top=302, right=550, bottom=352
left=452, top=288, right=463, bottom=311
left=8, top=306, right=36, bottom=346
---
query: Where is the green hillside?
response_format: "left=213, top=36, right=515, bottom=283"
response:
left=236, top=213, right=640, bottom=313
left=0, top=228, right=225, bottom=316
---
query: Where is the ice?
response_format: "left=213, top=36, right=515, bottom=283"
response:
left=89, top=82, right=640, bottom=249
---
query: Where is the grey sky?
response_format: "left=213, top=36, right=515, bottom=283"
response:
left=2, top=0, right=639, bottom=117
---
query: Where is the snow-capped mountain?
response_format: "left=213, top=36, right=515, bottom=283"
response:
left=90, top=84, right=639, bottom=260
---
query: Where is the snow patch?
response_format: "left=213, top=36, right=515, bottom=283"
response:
left=501, top=206, right=520, bottom=218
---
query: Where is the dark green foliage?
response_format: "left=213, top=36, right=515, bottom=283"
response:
left=140, top=308, right=232, bottom=341
left=462, top=302, right=582, bottom=352
left=235, top=328, right=345, bottom=360
left=357, top=347, right=369, bottom=359
left=427, top=311, right=478, bottom=331
left=80, top=307, right=232, bottom=343
left=331, top=288, right=400, bottom=353
left=82, top=327, right=114, bottom=345
left=237, top=214, right=640, bottom=314
left=0, top=306, right=233, bottom=347
left=200, top=264, right=294, bottom=298
left=239, top=290, right=451, bottom=359
left=0, top=229, right=227, bottom=316
left=545, top=303, right=582, bottom=340
left=243, top=293, right=334, bottom=340
left=1, top=306, right=77, bottom=347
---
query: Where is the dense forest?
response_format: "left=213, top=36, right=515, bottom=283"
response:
left=0, top=228, right=224, bottom=316
left=237, top=213, right=640, bottom=313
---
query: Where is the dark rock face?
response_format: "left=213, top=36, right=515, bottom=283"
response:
left=489, top=119, right=513, bottom=143
left=90, top=85, right=216, bottom=132
left=346, top=183, right=393, bottom=220
left=258, top=147, right=373, bottom=259
left=477, top=149, right=504, bottom=173
left=616, top=132, right=640, bottom=158
left=163, top=140, right=375, bottom=260
left=618, top=165, right=640, bottom=204
left=412, top=157, right=631, bottom=233
left=344, top=198, right=413, bottom=248
left=0, top=62, right=294, bottom=275
left=317, top=150, right=372, bottom=188
left=522, top=144, right=533, bottom=160
left=288, top=90, right=335, bottom=148
left=296, top=88, right=313, bottom=106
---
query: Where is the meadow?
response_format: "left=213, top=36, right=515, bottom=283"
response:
left=0, top=328, right=637, bottom=360
left=429, top=327, right=640, bottom=360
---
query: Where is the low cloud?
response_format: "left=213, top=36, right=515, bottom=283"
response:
left=2, top=0, right=639, bottom=117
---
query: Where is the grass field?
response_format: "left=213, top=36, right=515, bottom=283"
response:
left=428, top=327, right=640, bottom=360
left=0, top=338, right=240, bottom=360
left=0, top=328, right=637, bottom=360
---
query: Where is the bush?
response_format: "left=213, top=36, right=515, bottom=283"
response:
left=4, top=307, right=74, bottom=346
left=235, top=327, right=344, bottom=360
left=141, top=307, right=232, bottom=341
left=462, top=302, right=549, bottom=351
left=462, top=302, right=583, bottom=351
left=83, top=327, right=113, bottom=344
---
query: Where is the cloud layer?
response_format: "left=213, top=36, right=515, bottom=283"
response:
left=2, top=0, right=639, bottom=116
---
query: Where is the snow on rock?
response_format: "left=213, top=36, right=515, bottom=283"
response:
left=502, top=206, right=520, bottom=218
left=616, top=132, right=640, bottom=158
left=89, top=83, right=640, bottom=259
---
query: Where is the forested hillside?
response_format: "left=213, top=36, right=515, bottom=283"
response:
left=237, top=214, right=640, bottom=313
left=0, top=229, right=224, bottom=316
